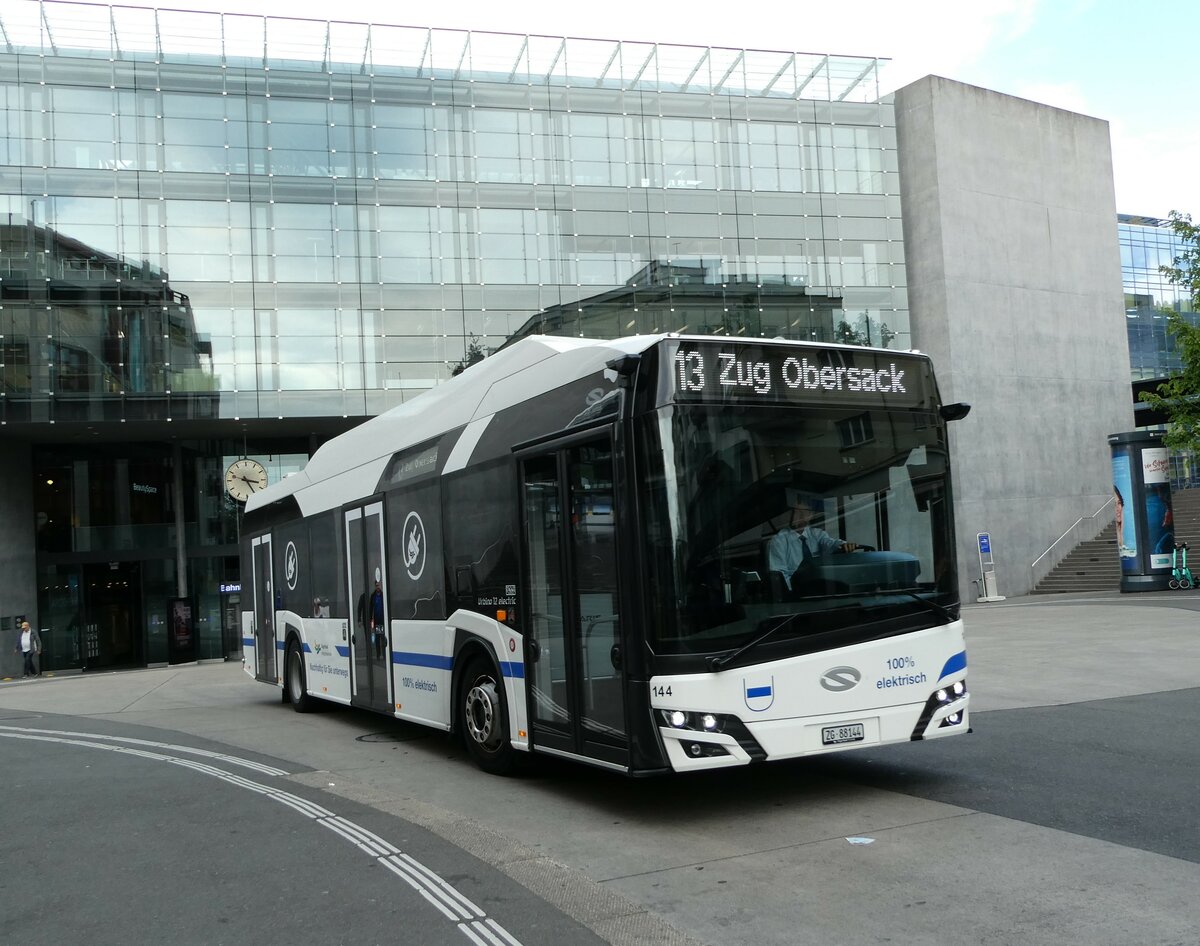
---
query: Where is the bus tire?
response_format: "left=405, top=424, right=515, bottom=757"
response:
left=285, top=639, right=317, bottom=713
left=460, top=655, right=517, bottom=775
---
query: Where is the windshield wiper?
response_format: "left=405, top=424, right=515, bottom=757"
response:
left=708, top=613, right=799, bottom=672
left=706, top=590, right=949, bottom=672
left=891, top=588, right=957, bottom=623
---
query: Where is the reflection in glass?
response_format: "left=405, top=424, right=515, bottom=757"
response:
left=638, top=399, right=955, bottom=657
left=1, top=215, right=214, bottom=418
left=506, top=259, right=898, bottom=348
left=0, top=1, right=908, bottom=415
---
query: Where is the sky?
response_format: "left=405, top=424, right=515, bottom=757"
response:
left=65, top=0, right=1200, bottom=218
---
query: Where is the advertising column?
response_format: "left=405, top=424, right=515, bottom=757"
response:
left=1109, top=431, right=1174, bottom=592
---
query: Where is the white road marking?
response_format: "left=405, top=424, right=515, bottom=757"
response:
left=0, top=724, right=289, bottom=775
left=0, top=728, right=524, bottom=946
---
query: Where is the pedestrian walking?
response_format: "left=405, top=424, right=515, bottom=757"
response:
left=14, top=621, right=41, bottom=678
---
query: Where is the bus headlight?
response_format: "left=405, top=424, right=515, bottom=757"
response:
left=659, top=709, right=727, bottom=734
left=910, top=677, right=969, bottom=739
left=933, top=681, right=966, bottom=705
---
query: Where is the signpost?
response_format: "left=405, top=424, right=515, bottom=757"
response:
left=976, top=532, right=1006, bottom=602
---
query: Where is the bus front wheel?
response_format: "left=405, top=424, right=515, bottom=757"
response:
left=460, top=655, right=517, bottom=775
left=286, top=639, right=317, bottom=713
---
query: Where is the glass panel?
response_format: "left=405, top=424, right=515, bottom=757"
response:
left=524, top=455, right=570, bottom=731
left=254, top=537, right=274, bottom=680
left=569, top=442, right=624, bottom=740
left=638, top=390, right=955, bottom=659
left=347, top=505, right=389, bottom=710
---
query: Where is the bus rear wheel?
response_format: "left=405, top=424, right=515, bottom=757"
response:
left=460, top=655, right=517, bottom=775
left=286, top=639, right=317, bottom=713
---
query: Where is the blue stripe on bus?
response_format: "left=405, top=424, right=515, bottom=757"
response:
left=939, top=650, right=967, bottom=680
left=746, top=685, right=772, bottom=699
left=276, top=640, right=287, bottom=651
left=393, top=651, right=454, bottom=671
left=500, top=661, right=524, bottom=679
left=302, top=642, right=312, bottom=653
left=242, top=637, right=255, bottom=648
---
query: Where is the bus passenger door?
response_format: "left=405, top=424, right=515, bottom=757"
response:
left=250, top=535, right=276, bottom=683
left=345, top=502, right=392, bottom=714
left=520, top=436, right=627, bottom=768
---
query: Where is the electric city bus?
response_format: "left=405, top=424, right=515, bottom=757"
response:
left=240, top=334, right=971, bottom=775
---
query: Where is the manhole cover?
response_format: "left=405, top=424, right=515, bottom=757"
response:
left=356, top=731, right=426, bottom=743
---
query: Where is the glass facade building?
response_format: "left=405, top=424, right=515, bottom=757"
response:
left=0, top=1, right=908, bottom=670
left=1120, top=214, right=1198, bottom=381
left=1120, top=213, right=1200, bottom=486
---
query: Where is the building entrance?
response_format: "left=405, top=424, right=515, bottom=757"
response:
left=80, top=562, right=143, bottom=670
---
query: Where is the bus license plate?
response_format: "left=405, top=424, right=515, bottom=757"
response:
left=822, top=723, right=865, bottom=746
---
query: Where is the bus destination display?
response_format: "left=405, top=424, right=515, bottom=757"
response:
left=666, top=341, right=930, bottom=408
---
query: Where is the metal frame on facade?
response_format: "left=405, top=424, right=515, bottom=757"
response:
left=0, top=1, right=883, bottom=103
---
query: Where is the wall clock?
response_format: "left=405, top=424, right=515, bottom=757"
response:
left=225, top=458, right=268, bottom=503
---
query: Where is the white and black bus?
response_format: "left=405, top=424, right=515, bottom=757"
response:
left=240, top=334, right=971, bottom=775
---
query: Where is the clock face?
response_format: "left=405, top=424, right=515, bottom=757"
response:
left=225, top=458, right=268, bottom=503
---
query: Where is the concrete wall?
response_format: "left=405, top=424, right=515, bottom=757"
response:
left=895, top=76, right=1132, bottom=599
left=0, top=441, right=38, bottom=677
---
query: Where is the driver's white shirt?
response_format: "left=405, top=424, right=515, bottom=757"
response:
left=767, top=526, right=844, bottom=590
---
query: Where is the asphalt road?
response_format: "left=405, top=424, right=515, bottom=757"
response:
left=0, top=719, right=608, bottom=946
left=817, top=687, right=1199, bottom=863
left=1, top=592, right=1197, bottom=946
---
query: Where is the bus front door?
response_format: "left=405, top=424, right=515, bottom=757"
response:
left=521, top=437, right=628, bottom=769
left=250, top=535, right=276, bottom=683
left=345, top=502, right=392, bottom=714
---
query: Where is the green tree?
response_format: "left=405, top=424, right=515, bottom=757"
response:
left=451, top=333, right=488, bottom=376
left=1138, top=211, right=1200, bottom=451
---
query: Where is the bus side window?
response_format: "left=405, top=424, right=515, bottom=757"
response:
left=443, top=460, right=520, bottom=622
left=308, top=511, right=343, bottom=618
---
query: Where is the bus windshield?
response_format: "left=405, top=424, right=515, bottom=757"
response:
left=637, top=402, right=958, bottom=658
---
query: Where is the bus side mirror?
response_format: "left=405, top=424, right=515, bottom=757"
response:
left=940, top=402, right=971, bottom=422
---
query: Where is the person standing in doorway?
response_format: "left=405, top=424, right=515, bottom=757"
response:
left=14, top=621, right=41, bottom=678
left=369, top=580, right=386, bottom=658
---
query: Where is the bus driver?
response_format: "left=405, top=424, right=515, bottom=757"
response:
left=768, top=496, right=859, bottom=593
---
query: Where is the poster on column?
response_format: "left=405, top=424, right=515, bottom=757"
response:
left=1141, top=447, right=1174, bottom=569
left=168, top=598, right=195, bottom=664
left=1112, top=452, right=1136, bottom=573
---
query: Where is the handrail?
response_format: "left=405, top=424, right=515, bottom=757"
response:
left=1030, top=495, right=1115, bottom=581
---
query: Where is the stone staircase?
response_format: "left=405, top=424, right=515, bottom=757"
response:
left=1031, top=487, right=1200, bottom=594
left=1169, top=486, right=1200, bottom=552
left=1031, top=521, right=1119, bottom=594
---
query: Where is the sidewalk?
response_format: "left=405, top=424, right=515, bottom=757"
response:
left=961, top=590, right=1199, bottom=711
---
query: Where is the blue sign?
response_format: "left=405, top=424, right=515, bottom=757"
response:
left=219, top=582, right=242, bottom=594
left=978, top=533, right=991, bottom=555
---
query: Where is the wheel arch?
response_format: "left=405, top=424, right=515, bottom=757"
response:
left=451, top=633, right=502, bottom=738
left=448, top=610, right=528, bottom=753
left=282, top=620, right=322, bottom=712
